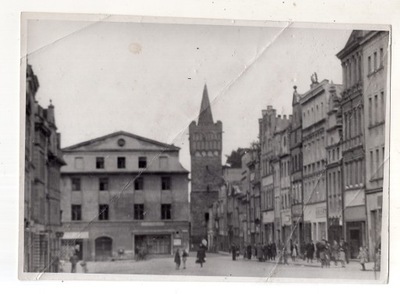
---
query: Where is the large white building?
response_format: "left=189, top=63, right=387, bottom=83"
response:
left=60, top=131, right=190, bottom=261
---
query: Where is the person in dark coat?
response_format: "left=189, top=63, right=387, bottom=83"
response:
left=231, top=243, right=237, bottom=261
left=271, top=242, right=277, bottom=260
left=247, top=244, right=252, bottom=260
left=257, top=243, right=264, bottom=262
left=196, top=244, right=206, bottom=267
left=174, top=249, right=181, bottom=270
left=341, top=238, right=350, bottom=264
left=307, top=241, right=315, bottom=263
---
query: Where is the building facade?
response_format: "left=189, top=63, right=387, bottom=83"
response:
left=337, top=31, right=368, bottom=258
left=290, top=86, right=304, bottom=247
left=326, top=84, right=344, bottom=244
left=24, top=64, right=65, bottom=272
left=60, top=131, right=190, bottom=261
left=189, top=85, right=223, bottom=249
left=259, top=106, right=277, bottom=244
left=362, top=31, right=389, bottom=258
left=300, top=77, right=341, bottom=244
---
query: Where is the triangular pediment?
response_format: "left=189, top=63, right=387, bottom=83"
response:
left=63, top=131, right=179, bottom=152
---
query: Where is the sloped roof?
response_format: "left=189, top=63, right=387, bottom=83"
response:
left=63, top=130, right=180, bottom=152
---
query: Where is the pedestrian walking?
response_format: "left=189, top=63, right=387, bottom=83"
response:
left=341, top=238, right=350, bottom=264
left=306, top=240, right=315, bottom=263
left=338, top=240, right=346, bottom=268
left=357, top=246, right=368, bottom=271
left=69, top=253, right=79, bottom=273
left=174, top=249, right=181, bottom=270
left=182, top=249, right=188, bottom=269
left=231, top=243, right=237, bottom=261
left=331, top=240, right=339, bottom=266
left=196, top=243, right=206, bottom=268
left=291, top=242, right=298, bottom=262
left=257, top=243, right=263, bottom=262
left=247, top=244, right=252, bottom=260
left=271, top=242, right=277, bottom=261
left=282, top=245, right=289, bottom=265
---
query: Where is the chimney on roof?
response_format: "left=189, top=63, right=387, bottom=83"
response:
left=267, top=105, right=273, bottom=110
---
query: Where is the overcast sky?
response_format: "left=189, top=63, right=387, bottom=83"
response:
left=26, top=17, right=352, bottom=171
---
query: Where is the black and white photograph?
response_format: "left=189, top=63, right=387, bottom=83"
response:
left=19, top=11, right=390, bottom=283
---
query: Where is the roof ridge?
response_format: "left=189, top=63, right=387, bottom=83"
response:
left=62, top=130, right=180, bottom=151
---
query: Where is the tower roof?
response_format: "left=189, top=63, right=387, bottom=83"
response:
left=198, top=84, right=214, bottom=125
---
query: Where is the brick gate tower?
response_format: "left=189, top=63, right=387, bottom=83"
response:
left=189, top=85, right=223, bottom=250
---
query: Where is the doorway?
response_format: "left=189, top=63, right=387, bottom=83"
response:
left=95, top=237, right=112, bottom=261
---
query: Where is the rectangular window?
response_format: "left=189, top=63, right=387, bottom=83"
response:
left=99, top=204, right=109, bottom=220
left=99, top=177, right=108, bottom=191
left=138, top=157, right=147, bottom=168
left=381, top=91, right=385, bottom=122
left=368, top=56, right=371, bottom=74
left=96, top=157, right=105, bottom=169
left=161, top=177, right=171, bottom=190
left=380, top=48, right=384, bottom=67
left=369, top=97, right=372, bottom=125
left=370, top=151, right=374, bottom=180
left=159, top=156, right=168, bottom=169
left=71, top=178, right=81, bottom=191
left=74, top=157, right=84, bottom=170
left=71, top=205, right=81, bottom=221
left=376, top=149, right=380, bottom=178
left=382, top=147, right=385, bottom=178
left=375, top=95, right=379, bottom=124
left=134, top=204, right=144, bottom=220
left=134, top=177, right=144, bottom=190
left=161, top=204, right=172, bottom=220
left=117, top=157, right=126, bottom=169
left=374, top=52, right=377, bottom=71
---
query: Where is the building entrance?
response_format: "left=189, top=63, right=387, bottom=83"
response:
left=95, top=237, right=112, bottom=261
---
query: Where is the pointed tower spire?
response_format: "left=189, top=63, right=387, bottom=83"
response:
left=198, top=84, right=214, bottom=125
left=292, top=85, right=300, bottom=106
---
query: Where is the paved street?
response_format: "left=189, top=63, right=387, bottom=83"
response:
left=61, top=252, right=381, bottom=281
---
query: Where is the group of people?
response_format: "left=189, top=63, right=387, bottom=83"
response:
left=174, top=248, right=189, bottom=270
left=230, top=242, right=278, bottom=262
left=174, top=240, right=208, bottom=269
left=230, top=238, right=352, bottom=269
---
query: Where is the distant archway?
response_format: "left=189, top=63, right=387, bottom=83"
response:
left=95, top=236, right=112, bottom=261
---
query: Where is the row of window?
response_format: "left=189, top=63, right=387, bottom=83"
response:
left=367, top=48, right=384, bottom=75
left=327, top=146, right=341, bottom=164
left=303, top=160, right=325, bottom=175
left=71, top=203, right=172, bottom=221
left=303, top=135, right=325, bottom=163
left=304, top=177, right=326, bottom=203
left=342, top=53, right=362, bottom=90
left=327, top=170, right=342, bottom=197
left=368, top=91, right=385, bottom=126
left=369, top=147, right=385, bottom=180
left=74, top=156, right=150, bottom=170
left=343, top=107, right=363, bottom=141
left=344, top=160, right=364, bottom=187
left=302, top=101, right=325, bottom=127
left=71, top=176, right=172, bottom=191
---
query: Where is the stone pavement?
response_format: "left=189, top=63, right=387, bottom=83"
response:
left=59, top=252, right=381, bottom=281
